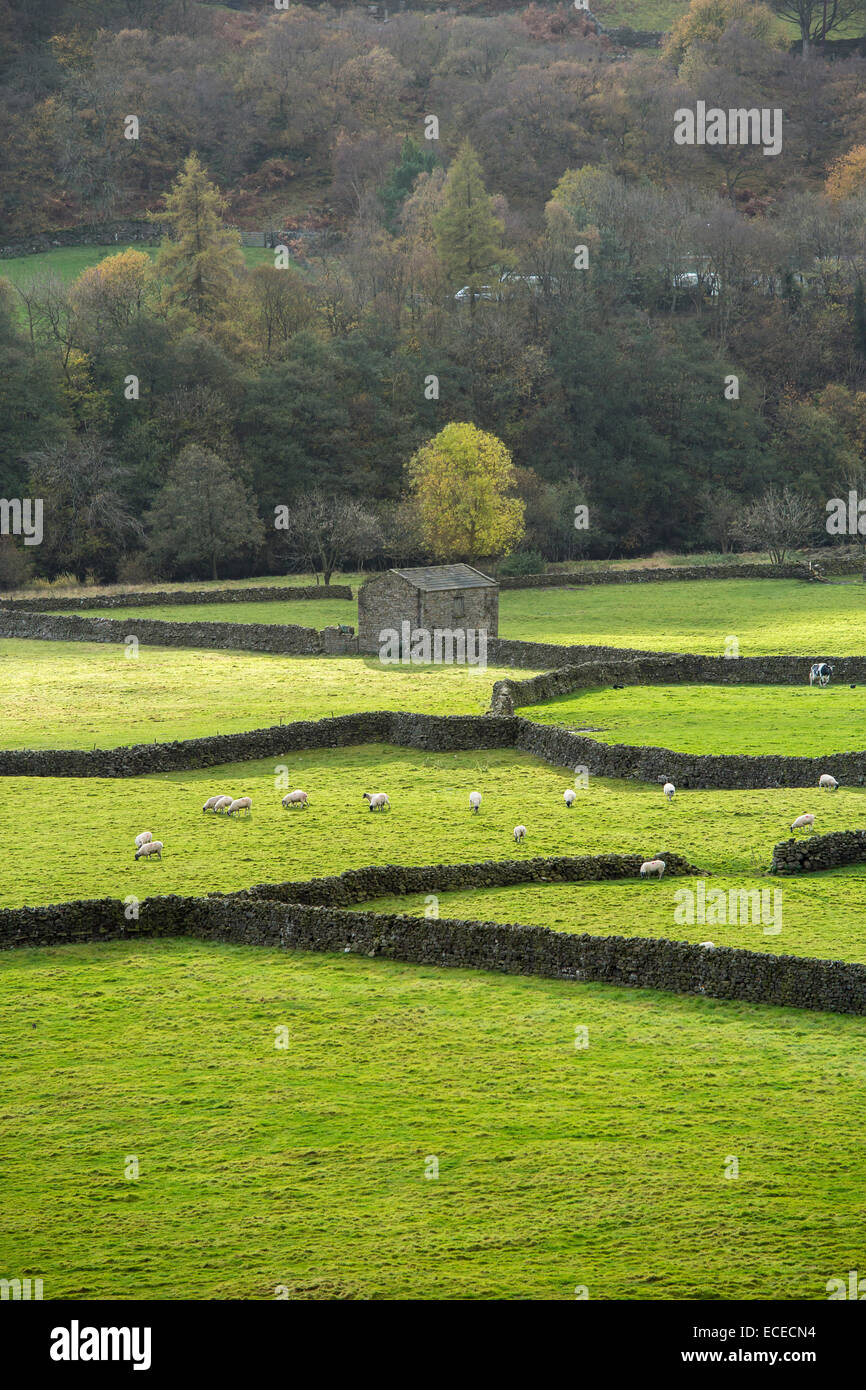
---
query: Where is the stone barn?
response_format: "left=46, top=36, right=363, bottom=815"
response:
left=357, top=564, right=499, bottom=660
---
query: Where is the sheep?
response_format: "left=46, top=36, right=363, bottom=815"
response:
left=202, top=795, right=225, bottom=812
left=134, top=831, right=152, bottom=849
left=282, top=790, right=309, bottom=809
left=134, top=840, right=163, bottom=861
left=819, top=774, right=839, bottom=792
left=513, top=825, right=526, bottom=843
left=469, top=791, right=482, bottom=814
left=564, top=789, right=576, bottom=808
left=639, top=859, right=665, bottom=879
left=212, top=796, right=233, bottom=814
left=226, top=796, right=252, bottom=817
left=663, top=782, right=676, bottom=801
left=790, top=813, right=815, bottom=834
left=698, top=941, right=716, bottom=949
left=363, top=792, right=390, bottom=812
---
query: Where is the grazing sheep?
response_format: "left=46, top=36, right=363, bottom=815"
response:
left=282, top=790, right=309, bottom=808
left=819, top=774, right=839, bottom=791
left=363, top=792, right=390, bottom=812
left=134, top=831, right=152, bottom=849
left=469, top=791, right=482, bottom=814
left=564, top=789, right=576, bottom=808
left=513, top=825, right=526, bottom=843
left=639, top=859, right=666, bottom=879
left=663, top=782, right=676, bottom=801
left=135, top=840, right=163, bottom=861
left=698, top=941, right=716, bottom=949
left=790, top=813, right=815, bottom=833
left=212, top=796, right=233, bottom=814
left=202, top=795, right=224, bottom=812
left=226, top=796, right=252, bottom=817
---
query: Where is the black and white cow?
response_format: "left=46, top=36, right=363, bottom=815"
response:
left=809, top=662, right=833, bottom=688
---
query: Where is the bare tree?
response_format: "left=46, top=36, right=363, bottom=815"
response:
left=735, top=485, right=817, bottom=564
left=699, top=485, right=741, bottom=553
left=277, top=490, right=383, bottom=585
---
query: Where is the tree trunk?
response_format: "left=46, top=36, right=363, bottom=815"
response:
left=212, top=553, right=218, bottom=581
left=324, top=568, right=332, bottom=585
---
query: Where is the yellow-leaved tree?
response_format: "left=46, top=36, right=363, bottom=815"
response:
left=826, top=146, right=866, bottom=202
left=406, top=422, right=524, bottom=561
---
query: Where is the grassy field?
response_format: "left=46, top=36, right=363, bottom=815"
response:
left=355, top=868, right=866, bottom=965
left=3, top=746, right=866, bottom=961
left=0, top=640, right=516, bottom=749
left=0, top=244, right=275, bottom=288
left=519, top=683, right=866, bottom=757
left=51, top=597, right=358, bottom=630
left=498, top=580, right=866, bottom=655
left=1, top=937, right=863, bottom=1300
left=55, top=578, right=866, bottom=656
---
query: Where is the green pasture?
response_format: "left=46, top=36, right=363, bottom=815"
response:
left=356, top=868, right=866, bottom=965
left=58, top=578, right=866, bottom=657
left=3, top=746, right=865, bottom=964
left=519, top=683, right=866, bottom=758
left=0, top=640, right=515, bottom=749
left=498, top=579, right=866, bottom=656
left=52, top=597, right=357, bottom=630
left=1, top=938, right=863, bottom=1299
left=0, top=243, right=274, bottom=288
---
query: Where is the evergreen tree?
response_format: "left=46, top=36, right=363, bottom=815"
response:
left=153, top=153, right=244, bottom=321
left=433, top=142, right=505, bottom=305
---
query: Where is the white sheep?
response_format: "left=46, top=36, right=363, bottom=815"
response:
left=639, top=859, right=665, bottom=878
left=469, top=791, right=482, bottom=814
left=134, top=831, right=152, bottom=849
left=226, top=796, right=252, bottom=817
left=513, top=824, right=526, bottom=843
left=819, top=774, right=839, bottom=791
left=363, top=792, right=390, bottom=811
left=212, top=796, right=233, bottom=814
left=698, top=941, right=716, bottom=949
left=663, top=782, right=676, bottom=801
left=135, top=840, right=163, bottom=861
left=202, top=795, right=225, bottom=812
left=564, top=789, right=576, bottom=808
left=282, top=790, right=309, bottom=808
left=791, top=813, right=816, bottom=833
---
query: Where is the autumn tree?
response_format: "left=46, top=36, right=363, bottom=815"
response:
left=406, top=422, right=524, bottom=561
left=275, top=490, right=383, bottom=584
left=152, top=154, right=244, bottom=321
left=433, top=142, right=505, bottom=304
left=665, top=0, right=785, bottom=70
left=145, top=444, right=264, bottom=580
left=826, top=145, right=866, bottom=201
left=735, top=485, right=816, bottom=564
left=765, top=0, right=866, bottom=55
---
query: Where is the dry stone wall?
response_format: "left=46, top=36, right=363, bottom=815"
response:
left=1, top=887, right=863, bottom=1017
left=497, top=561, right=861, bottom=589
left=771, top=829, right=866, bottom=874
left=1, top=584, right=352, bottom=611
left=0, top=607, right=359, bottom=656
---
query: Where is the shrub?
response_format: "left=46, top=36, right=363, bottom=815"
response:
left=497, top=549, right=546, bottom=576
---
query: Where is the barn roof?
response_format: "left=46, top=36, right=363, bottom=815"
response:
left=390, top=564, right=498, bottom=591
